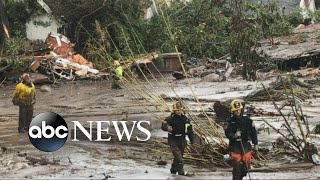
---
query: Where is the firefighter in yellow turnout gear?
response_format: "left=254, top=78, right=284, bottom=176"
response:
left=161, top=101, right=194, bottom=175
left=12, top=73, right=36, bottom=133
left=111, top=60, right=123, bottom=89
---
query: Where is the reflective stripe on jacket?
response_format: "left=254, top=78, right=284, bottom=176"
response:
left=161, top=113, right=194, bottom=145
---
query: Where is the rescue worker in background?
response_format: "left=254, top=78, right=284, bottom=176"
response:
left=161, top=101, right=194, bottom=175
left=111, top=60, right=123, bottom=89
left=12, top=73, right=36, bottom=133
left=224, top=100, right=258, bottom=180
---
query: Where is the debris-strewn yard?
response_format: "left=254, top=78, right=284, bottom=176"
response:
left=0, top=74, right=320, bottom=179
left=1, top=1, right=320, bottom=179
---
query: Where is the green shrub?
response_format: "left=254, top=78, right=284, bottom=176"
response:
left=298, top=32, right=308, bottom=42
left=270, top=18, right=293, bottom=37
left=3, top=33, right=27, bottom=68
left=312, top=9, right=320, bottom=22
left=286, top=9, right=304, bottom=26
left=4, top=33, right=26, bottom=55
left=5, top=56, right=24, bottom=68
left=153, top=55, right=165, bottom=70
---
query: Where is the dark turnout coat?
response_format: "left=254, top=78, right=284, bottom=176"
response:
left=224, top=115, right=258, bottom=153
left=161, top=113, right=194, bottom=146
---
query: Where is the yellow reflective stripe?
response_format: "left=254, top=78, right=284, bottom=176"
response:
left=185, top=123, right=190, bottom=133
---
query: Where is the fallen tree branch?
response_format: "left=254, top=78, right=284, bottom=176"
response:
left=262, top=118, right=300, bottom=154
left=0, top=77, right=6, bottom=86
left=262, top=83, right=301, bottom=153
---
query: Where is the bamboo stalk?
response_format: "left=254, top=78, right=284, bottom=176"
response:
left=286, top=77, right=307, bottom=150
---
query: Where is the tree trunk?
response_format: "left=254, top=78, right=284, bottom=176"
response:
left=0, top=0, right=10, bottom=41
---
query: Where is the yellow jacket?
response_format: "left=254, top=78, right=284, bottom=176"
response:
left=115, top=66, right=123, bottom=80
left=13, top=82, right=36, bottom=105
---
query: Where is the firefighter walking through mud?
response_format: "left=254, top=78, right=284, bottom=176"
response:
left=224, top=100, right=258, bottom=180
left=12, top=73, right=36, bottom=133
left=161, top=101, right=194, bottom=175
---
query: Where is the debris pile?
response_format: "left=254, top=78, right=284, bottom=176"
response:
left=258, top=78, right=319, bottom=164
left=245, top=104, right=281, bottom=117
left=0, top=148, right=60, bottom=173
left=303, top=74, right=320, bottom=86
left=312, top=124, right=320, bottom=134
left=28, top=33, right=100, bottom=82
left=144, top=136, right=267, bottom=169
left=245, top=76, right=310, bottom=102
left=172, top=56, right=234, bottom=82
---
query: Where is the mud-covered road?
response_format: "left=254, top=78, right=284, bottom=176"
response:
left=0, top=75, right=320, bottom=179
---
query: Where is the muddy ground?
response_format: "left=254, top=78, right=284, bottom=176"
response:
left=0, top=74, right=320, bottom=179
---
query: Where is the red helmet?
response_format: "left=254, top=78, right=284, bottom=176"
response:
left=22, top=73, right=30, bottom=81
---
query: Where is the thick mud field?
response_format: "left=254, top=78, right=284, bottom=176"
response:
left=0, top=75, right=320, bottom=179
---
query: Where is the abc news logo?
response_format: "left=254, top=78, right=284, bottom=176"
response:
left=29, top=112, right=151, bottom=152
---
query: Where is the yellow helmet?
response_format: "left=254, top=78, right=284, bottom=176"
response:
left=230, top=99, right=243, bottom=112
left=114, top=60, right=120, bottom=66
left=172, top=101, right=184, bottom=111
